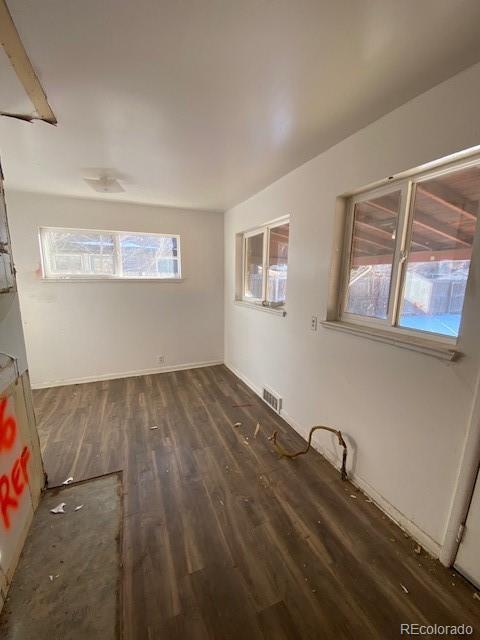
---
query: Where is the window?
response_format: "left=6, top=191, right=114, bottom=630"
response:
left=40, top=228, right=181, bottom=280
left=241, top=219, right=289, bottom=307
left=339, top=158, right=479, bottom=342
left=345, top=189, right=402, bottom=320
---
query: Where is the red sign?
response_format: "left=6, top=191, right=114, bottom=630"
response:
left=0, top=396, right=16, bottom=451
left=0, top=396, right=31, bottom=530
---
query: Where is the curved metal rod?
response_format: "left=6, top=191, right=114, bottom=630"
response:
left=270, top=425, right=348, bottom=481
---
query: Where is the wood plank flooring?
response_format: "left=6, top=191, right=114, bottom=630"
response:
left=33, top=365, right=480, bottom=639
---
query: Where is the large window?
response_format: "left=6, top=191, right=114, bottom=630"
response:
left=340, top=158, right=479, bottom=341
left=40, top=228, right=181, bottom=280
left=242, top=219, right=289, bottom=307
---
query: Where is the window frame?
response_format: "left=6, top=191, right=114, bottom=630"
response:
left=340, top=181, right=411, bottom=330
left=240, top=216, right=290, bottom=308
left=338, top=154, right=480, bottom=346
left=243, top=227, right=267, bottom=303
left=39, top=226, right=182, bottom=281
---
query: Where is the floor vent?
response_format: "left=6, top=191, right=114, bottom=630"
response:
left=262, top=387, right=282, bottom=414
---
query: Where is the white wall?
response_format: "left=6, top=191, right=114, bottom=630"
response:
left=224, top=62, right=480, bottom=556
left=7, top=192, right=224, bottom=388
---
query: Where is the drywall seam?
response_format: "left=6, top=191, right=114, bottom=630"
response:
left=225, top=360, right=442, bottom=559
left=31, top=359, right=224, bottom=389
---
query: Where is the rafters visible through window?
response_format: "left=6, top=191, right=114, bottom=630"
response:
left=340, top=159, right=479, bottom=340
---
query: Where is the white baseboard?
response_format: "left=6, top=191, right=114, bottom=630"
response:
left=224, top=360, right=442, bottom=559
left=281, top=408, right=442, bottom=557
left=34, top=357, right=442, bottom=557
left=31, top=360, right=224, bottom=389
left=225, top=362, right=263, bottom=396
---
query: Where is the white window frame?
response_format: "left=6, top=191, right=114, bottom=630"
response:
left=39, top=226, right=182, bottom=281
left=241, top=216, right=290, bottom=308
left=337, top=154, right=480, bottom=347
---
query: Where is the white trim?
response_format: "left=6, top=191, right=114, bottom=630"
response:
left=341, top=144, right=480, bottom=199
left=242, top=229, right=265, bottom=302
left=39, top=277, right=185, bottom=284
left=224, top=362, right=263, bottom=396
left=321, top=320, right=458, bottom=361
left=30, top=360, right=223, bottom=389
left=340, top=181, right=409, bottom=330
left=39, top=224, right=181, bottom=239
left=282, top=408, right=442, bottom=558
left=225, top=360, right=442, bottom=558
left=234, top=299, right=287, bottom=316
left=238, top=214, right=290, bottom=237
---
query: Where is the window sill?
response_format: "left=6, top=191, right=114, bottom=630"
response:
left=321, top=320, right=459, bottom=361
left=40, top=277, right=185, bottom=283
left=234, top=300, right=287, bottom=317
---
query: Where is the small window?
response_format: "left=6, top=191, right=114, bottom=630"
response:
left=339, top=158, right=479, bottom=341
left=241, top=219, right=289, bottom=307
left=244, top=231, right=265, bottom=301
left=345, top=189, right=402, bottom=320
left=40, top=228, right=181, bottom=280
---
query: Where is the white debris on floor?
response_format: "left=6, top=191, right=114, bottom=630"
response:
left=50, top=503, right=66, bottom=514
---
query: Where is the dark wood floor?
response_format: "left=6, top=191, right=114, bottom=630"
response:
left=34, top=365, right=480, bottom=639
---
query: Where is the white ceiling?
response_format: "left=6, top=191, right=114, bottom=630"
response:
left=1, top=0, right=480, bottom=211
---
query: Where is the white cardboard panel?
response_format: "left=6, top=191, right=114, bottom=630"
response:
left=0, top=385, right=36, bottom=584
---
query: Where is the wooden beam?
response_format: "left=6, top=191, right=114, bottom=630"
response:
left=355, top=219, right=430, bottom=251
left=413, top=213, right=472, bottom=247
left=417, top=185, right=477, bottom=221
left=364, top=191, right=473, bottom=247
left=353, top=235, right=392, bottom=252
left=355, top=220, right=393, bottom=240
left=0, top=0, right=56, bottom=124
left=352, top=247, right=472, bottom=266
left=270, top=231, right=289, bottom=240
left=364, top=200, right=397, bottom=217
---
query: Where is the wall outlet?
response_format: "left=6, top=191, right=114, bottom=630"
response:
left=310, top=315, right=318, bottom=331
left=157, top=355, right=166, bottom=365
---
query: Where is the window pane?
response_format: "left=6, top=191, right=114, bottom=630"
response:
left=345, top=191, right=401, bottom=319
left=119, top=234, right=179, bottom=278
left=244, top=232, right=264, bottom=299
left=41, top=229, right=182, bottom=280
left=267, top=223, right=289, bottom=304
left=43, top=230, right=115, bottom=276
left=399, top=166, right=479, bottom=337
